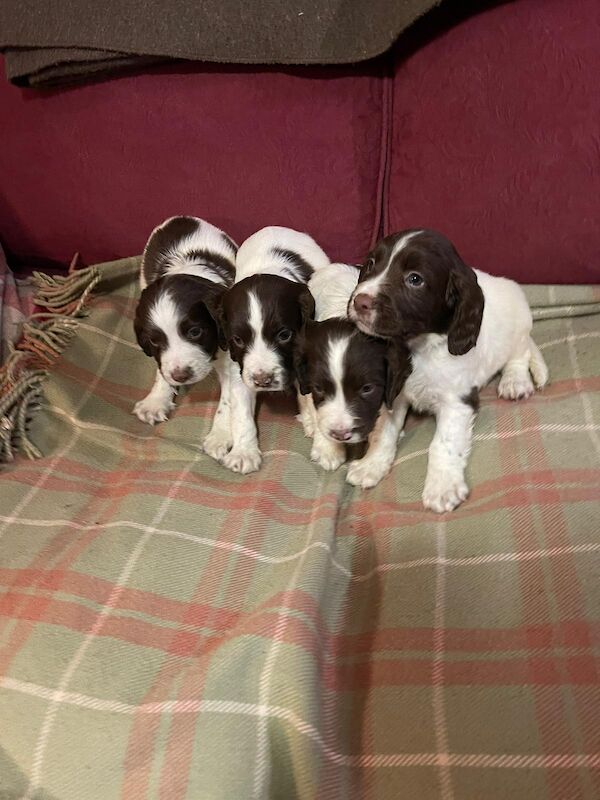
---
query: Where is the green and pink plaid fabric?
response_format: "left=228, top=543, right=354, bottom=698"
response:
left=1, top=257, right=599, bottom=799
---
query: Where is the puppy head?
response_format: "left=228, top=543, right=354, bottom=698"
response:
left=221, top=274, right=315, bottom=392
left=134, top=274, right=225, bottom=386
left=295, top=319, right=411, bottom=444
left=348, top=229, right=484, bottom=355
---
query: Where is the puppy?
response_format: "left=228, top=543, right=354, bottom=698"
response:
left=217, top=226, right=330, bottom=474
left=295, top=262, right=411, bottom=487
left=348, top=228, right=549, bottom=512
left=133, top=216, right=237, bottom=460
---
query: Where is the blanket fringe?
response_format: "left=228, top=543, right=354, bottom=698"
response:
left=0, top=254, right=100, bottom=464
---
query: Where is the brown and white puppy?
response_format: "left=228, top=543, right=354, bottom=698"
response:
left=133, top=216, right=237, bottom=461
left=293, top=262, right=411, bottom=487
left=216, top=226, right=330, bottom=474
left=348, top=228, right=548, bottom=511
left=295, top=318, right=411, bottom=487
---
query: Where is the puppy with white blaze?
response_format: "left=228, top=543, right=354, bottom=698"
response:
left=295, top=262, right=412, bottom=487
left=133, top=216, right=237, bottom=460
left=217, top=226, right=330, bottom=474
left=348, top=228, right=549, bottom=512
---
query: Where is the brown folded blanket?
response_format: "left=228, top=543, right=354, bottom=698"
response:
left=0, top=0, right=440, bottom=88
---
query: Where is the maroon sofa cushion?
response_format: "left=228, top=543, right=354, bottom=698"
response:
left=0, top=61, right=387, bottom=268
left=387, top=0, right=600, bottom=283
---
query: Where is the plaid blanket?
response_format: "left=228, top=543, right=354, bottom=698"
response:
left=0, top=257, right=599, bottom=800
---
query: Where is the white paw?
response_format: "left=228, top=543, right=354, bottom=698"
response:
left=223, top=447, right=262, bottom=475
left=346, top=457, right=390, bottom=490
left=132, top=396, right=175, bottom=425
left=310, top=441, right=345, bottom=471
left=203, top=429, right=232, bottom=462
left=498, top=374, right=534, bottom=401
left=296, top=412, right=315, bottom=438
left=422, top=474, right=469, bottom=513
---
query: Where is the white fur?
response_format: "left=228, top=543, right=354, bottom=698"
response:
left=134, top=217, right=235, bottom=460
left=356, top=231, right=421, bottom=300
left=352, top=268, right=549, bottom=509
left=133, top=370, right=176, bottom=425
left=149, top=292, right=213, bottom=386
left=301, top=262, right=363, bottom=467
left=225, top=227, right=331, bottom=474
left=234, top=226, right=330, bottom=284
left=241, top=291, right=284, bottom=389
left=140, top=216, right=235, bottom=290
left=314, top=335, right=357, bottom=442
left=308, top=262, right=360, bottom=321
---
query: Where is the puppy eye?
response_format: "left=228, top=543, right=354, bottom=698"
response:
left=363, top=257, right=375, bottom=275
left=231, top=335, right=245, bottom=349
left=405, top=272, right=424, bottom=287
left=149, top=337, right=160, bottom=349
left=277, top=328, right=293, bottom=344
left=312, top=383, right=324, bottom=396
left=187, top=326, right=203, bottom=340
left=360, top=384, right=375, bottom=397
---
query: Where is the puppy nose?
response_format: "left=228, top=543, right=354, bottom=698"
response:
left=329, top=427, right=353, bottom=442
left=252, top=371, right=274, bottom=388
left=170, top=366, right=192, bottom=384
left=353, top=293, right=374, bottom=315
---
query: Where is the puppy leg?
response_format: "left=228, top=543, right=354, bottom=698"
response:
left=347, top=396, right=409, bottom=489
left=222, top=360, right=262, bottom=474
left=310, top=424, right=345, bottom=471
left=203, top=351, right=233, bottom=462
left=296, top=389, right=316, bottom=438
left=133, top=370, right=176, bottom=425
left=422, top=400, right=474, bottom=513
left=498, top=335, right=537, bottom=400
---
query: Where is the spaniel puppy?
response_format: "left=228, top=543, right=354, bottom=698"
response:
left=217, top=226, right=330, bottom=474
left=133, top=216, right=237, bottom=460
left=295, top=262, right=411, bottom=487
left=349, top=229, right=549, bottom=512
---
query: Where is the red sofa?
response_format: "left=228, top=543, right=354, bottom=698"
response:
left=1, top=0, right=599, bottom=284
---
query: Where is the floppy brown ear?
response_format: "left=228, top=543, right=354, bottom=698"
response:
left=297, top=284, right=316, bottom=326
left=133, top=312, right=153, bottom=357
left=445, top=259, right=484, bottom=356
left=203, top=287, right=228, bottom=351
left=293, top=323, right=313, bottom=395
left=384, top=338, right=412, bottom=409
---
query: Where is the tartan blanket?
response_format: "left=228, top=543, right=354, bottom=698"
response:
left=0, top=256, right=599, bottom=800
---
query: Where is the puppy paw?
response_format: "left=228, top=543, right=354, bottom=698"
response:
left=498, top=373, right=535, bottom=401
left=132, top=396, right=175, bottom=425
left=346, top=457, right=391, bottom=489
left=422, top=474, right=469, bottom=513
left=296, top=412, right=315, bottom=439
left=203, top=429, right=232, bottom=462
left=223, top=447, right=262, bottom=475
left=310, top=441, right=345, bottom=472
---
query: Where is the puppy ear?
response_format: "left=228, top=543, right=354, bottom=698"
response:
left=293, top=323, right=312, bottom=395
left=445, top=258, right=484, bottom=356
left=133, top=315, right=153, bottom=357
left=384, top=338, right=411, bottom=409
left=203, top=288, right=228, bottom=351
left=298, top=284, right=316, bottom=327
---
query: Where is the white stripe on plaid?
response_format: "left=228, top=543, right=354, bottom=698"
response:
left=2, top=516, right=599, bottom=578
left=253, top=471, right=327, bottom=797
left=566, top=319, right=600, bottom=457
left=0, top=279, right=136, bottom=545
left=23, top=427, right=205, bottom=795
left=4, top=677, right=600, bottom=771
left=433, top=521, right=453, bottom=799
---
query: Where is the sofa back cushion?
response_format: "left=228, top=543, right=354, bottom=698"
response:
left=387, top=0, right=600, bottom=283
left=0, top=61, right=387, bottom=268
